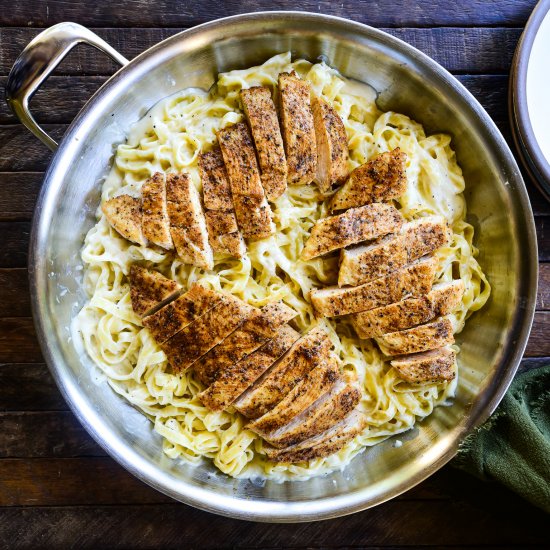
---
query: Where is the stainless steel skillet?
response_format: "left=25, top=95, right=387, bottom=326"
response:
left=6, top=12, right=537, bottom=521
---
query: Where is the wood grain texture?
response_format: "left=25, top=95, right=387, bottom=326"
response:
left=0, top=364, right=66, bottom=411
left=525, top=311, right=550, bottom=357
left=0, top=1, right=537, bottom=28
left=0, top=458, right=172, bottom=506
left=0, top=173, right=43, bottom=221
left=0, top=269, right=30, bottom=316
left=0, top=76, right=108, bottom=124
left=0, top=486, right=547, bottom=549
left=0, top=413, right=104, bottom=458
left=0, top=459, right=515, bottom=505
left=0, top=318, right=41, bottom=363
left=0, top=126, right=64, bottom=171
left=0, top=222, right=30, bottom=267
left=538, top=263, right=550, bottom=310
left=0, top=27, right=523, bottom=77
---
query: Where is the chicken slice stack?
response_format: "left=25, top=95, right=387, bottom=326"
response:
left=129, top=266, right=364, bottom=463
left=305, top=148, right=465, bottom=384
left=102, top=70, right=352, bottom=270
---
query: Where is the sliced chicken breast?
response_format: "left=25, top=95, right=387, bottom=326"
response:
left=218, top=122, right=274, bottom=240
left=129, top=265, right=181, bottom=317
left=352, top=280, right=465, bottom=339
left=198, top=147, right=234, bottom=211
left=339, top=233, right=406, bottom=288
left=141, top=173, right=173, bottom=250
left=205, top=210, right=246, bottom=259
left=311, top=256, right=438, bottom=317
left=247, top=354, right=341, bottom=437
left=193, top=301, right=297, bottom=390
left=196, top=325, right=300, bottom=409
left=234, top=326, right=332, bottom=419
left=161, top=294, right=255, bottom=372
left=391, top=346, right=456, bottom=384
left=264, top=409, right=366, bottom=463
left=143, top=284, right=223, bottom=344
left=377, top=317, right=455, bottom=356
left=312, top=96, right=349, bottom=192
left=331, top=148, right=407, bottom=211
left=241, top=86, right=287, bottom=200
left=102, top=195, right=145, bottom=246
left=278, top=71, right=317, bottom=185
left=301, top=203, right=403, bottom=261
left=338, top=216, right=451, bottom=286
left=261, top=381, right=361, bottom=449
left=166, top=173, right=214, bottom=270
left=402, top=216, right=452, bottom=261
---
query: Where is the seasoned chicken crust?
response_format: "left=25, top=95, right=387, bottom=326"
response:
left=129, top=265, right=181, bottom=317
left=241, top=86, right=288, bottom=200
left=312, top=96, right=349, bottom=192
left=102, top=195, right=145, bottom=246
left=301, top=203, right=404, bottom=261
left=331, top=148, right=407, bottom=211
left=279, top=72, right=317, bottom=185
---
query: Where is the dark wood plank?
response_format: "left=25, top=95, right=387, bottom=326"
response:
left=535, top=216, right=549, bottom=262
left=391, top=28, right=521, bottom=74
left=0, top=458, right=170, bottom=506
left=525, top=178, right=550, bottom=217
left=0, top=126, right=60, bottom=171
left=0, top=222, right=29, bottom=268
left=0, top=173, right=43, bottom=222
left=538, top=263, right=550, bottom=310
left=0, top=456, right=472, bottom=505
left=0, top=318, right=41, bottom=363
left=0, top=494, right=546, bottom=548
left=0, top=413, right=104, bottom=458
left=0, top=1, right=537, bottom=29
left=525, top=311, right=550, bottom=357
left=0, top=270, right=30, bottom=316
left=0, top=28, right=180, bottom=76
left=0, top=364, right=65, bottom=411
left=0, top=76, right=108, bottom=124
left=0, top=27, right=523, bottom=77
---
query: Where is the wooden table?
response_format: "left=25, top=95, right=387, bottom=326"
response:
left=0, top=1, right=548, bottom=547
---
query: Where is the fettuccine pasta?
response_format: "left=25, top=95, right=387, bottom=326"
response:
left=75, top=53, right=490, bottom=481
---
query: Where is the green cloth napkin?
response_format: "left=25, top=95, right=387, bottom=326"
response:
left=453, top=365, right=550, bottom=513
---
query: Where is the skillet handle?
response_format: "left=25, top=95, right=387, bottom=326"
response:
left=5, top=22, right=129, bottom=151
